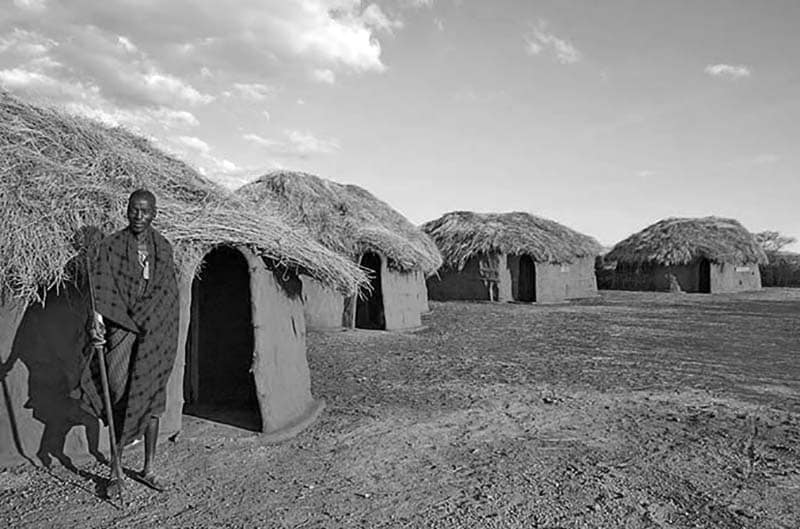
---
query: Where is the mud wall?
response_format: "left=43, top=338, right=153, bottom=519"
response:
left=610, top=264, right=698, bottom=292
left=426, top=254, right=498, bottom=301
left=711, top=262, right=762, bottom=293
left=300, top=276, right=345, bottom=329
left=609, top=261, right=761, bottom=293
left=1, top=246, right=323, bottom=468
left=0, top=287, right=112, bottom=467
left=534, top=257, right=598, bottom=303
left=381, top=263, right=424, bottom=331
left=416, top=271, right=431, bottom=314
left=240, top=248, right=319, bottom=434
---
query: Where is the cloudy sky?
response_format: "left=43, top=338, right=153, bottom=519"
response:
left=2, top=0, right=798, bottom=250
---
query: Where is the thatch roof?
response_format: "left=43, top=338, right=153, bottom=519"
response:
left=605, top=216, right=768, bottom=266
left=0, top=91, right=367, bottom=303
left=236, top=171, right=443, bottom=274
left=421, top=211, right=601, bottom=269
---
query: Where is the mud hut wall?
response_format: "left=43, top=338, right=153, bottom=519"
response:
left=535, top=256, right=598, bottom=302
left=240, top=247, right=316, bottom=434
left=0, top=291, right=114, bottom=467
left=416, top=271, right=431, bottom=314
left=495, top=253, right=513, bottom=302
left=161, top=273, right=193, bottom=439
left=300, top=276, right=345, bottom=329
left=0, top=299, right=39, bottom=466
left=381, top=263, right=423, bottom=331
left=426, top=255, right=492, bottom=301
left=710, top=262, right=762, bottom=293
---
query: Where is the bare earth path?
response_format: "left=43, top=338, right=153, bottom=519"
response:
left=2, top=289, right=799, bottom=528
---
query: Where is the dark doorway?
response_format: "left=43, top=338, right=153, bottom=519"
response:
left=518, top=255, right=537, bottom=302
left=698, top=258, right=711, bottom=293
left=355, top=252, right=385, bottom=330
left=184, top=246, right=260, bottom=430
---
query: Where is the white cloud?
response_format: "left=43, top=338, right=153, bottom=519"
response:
left=140, top=71, right=214, bottom=105
left=704, top=63, right=751, bottom=79
left=311, top=68, right=336, bottom=84
left=524, top=21, right=582, bottom=64
left=117, top=35, right=137, bottom=53
left=233, top=83, right=276, bottom=101
left=65, top=102, right=199, bottom=129
left=360, top=4, right=403, bottom=34
left=243, top=129, right=340, bottom=157
left=243, top=133, right=282, bottom=149
left=434, top=18, right=445, bottom=32
left=262, top=110, right=271, bottom=121
left=13, top=0, right=46, bottom=11
left=752, top=153, right=780, bottom=164
left=0, top=68, right=97, bottom=100
left=176, top=135, right=212, bottom=154
left=401, top=0, right=434, bottom=7
left=636, top=170, right=655, bottom=178
left=0, top=0, right=396, bottom=131
left=287, top=129, right=340, bottom=154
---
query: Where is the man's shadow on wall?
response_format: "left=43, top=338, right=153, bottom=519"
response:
left=0, top=226, right=108, bottom=489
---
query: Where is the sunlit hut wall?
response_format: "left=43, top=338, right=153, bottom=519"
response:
left=604, top=217, right=766, bottom=293
left=422, top=211, right=601, bottom=303
left=0, top=92, right=367, bottom=467
left=236, top=171, right=442, bottom=331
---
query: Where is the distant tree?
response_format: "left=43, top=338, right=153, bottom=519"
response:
left=755, top=231, right=797, bottom=253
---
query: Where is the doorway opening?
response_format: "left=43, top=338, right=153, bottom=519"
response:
left=184, top=246, right=261, bottom=430
left=355, top=252, right=385, bottom=330
left=698, top=258, right=711, bottom=293
left=517, top=255, right=537, bottom=302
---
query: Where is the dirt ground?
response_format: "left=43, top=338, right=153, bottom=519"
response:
left=2, top=289, right=799, bottom=528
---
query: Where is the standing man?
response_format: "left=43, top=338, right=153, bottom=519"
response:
left=78, top=189, right=179, bottom=496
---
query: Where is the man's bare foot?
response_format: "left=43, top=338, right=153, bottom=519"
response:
left=106, top=477, right=124, bottom=500
left=137, top=471, right=166, bottom=492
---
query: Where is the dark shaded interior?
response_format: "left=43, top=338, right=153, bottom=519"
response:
left=355, top=252, right=385, bottom=330
left=698, top=258, right=711, bottom=293
left=517, top=255, right=537, bottom=302
left=184, top=246, right=260, bottom=431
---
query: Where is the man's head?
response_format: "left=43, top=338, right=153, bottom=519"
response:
left=126, top=189, right=157, bottom=235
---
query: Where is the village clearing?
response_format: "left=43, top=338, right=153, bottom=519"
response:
left=1, top=289, right=798, bottom=529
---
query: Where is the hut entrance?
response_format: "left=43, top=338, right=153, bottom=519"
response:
left=355, top=252, right=385, bottom=330
left=518, top=255, right=537, bottom=302
left=698, top=258, right=711, bottom=293
left=184, top=246, right=261, bottom=431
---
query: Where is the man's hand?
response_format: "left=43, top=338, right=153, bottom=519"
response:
left=88, top=311, right=106, bottom=346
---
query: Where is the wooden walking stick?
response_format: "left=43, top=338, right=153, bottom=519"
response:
left=85, top=248, right=124, bottom=505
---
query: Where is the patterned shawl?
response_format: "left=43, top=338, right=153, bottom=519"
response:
left=79, top=227, right=179, bottom=446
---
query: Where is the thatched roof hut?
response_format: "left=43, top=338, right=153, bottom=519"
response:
left=604, top=217, right=766, bottom=293
left=422, top=211, right=601, bottom=303
left=0, top=92, right=365, bottom=303
left=605, top=216, right=767, bottom=266
left=237, top=171, right=442, bottom=330
left=422, top=211, right=602, bottom=270
left=237, top=171, right=442, bottom=274
left=0, top=92, right=349, bottom=466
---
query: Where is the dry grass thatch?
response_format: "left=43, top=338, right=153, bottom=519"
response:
left=421, top=211, right=602, bottom=270
left=236, top=171, right=443, bottom=274
left=0, top=91, right=367, bottom=303
left=605, top=216, right=768, bottom=266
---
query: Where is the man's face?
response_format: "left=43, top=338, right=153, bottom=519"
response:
left=127, top=196, right=156, bottom=235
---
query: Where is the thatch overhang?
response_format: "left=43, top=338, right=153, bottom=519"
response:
left=236, top=171, right=443, bottom=274
left=421, top=211, right=601, bottom=270
left=605, top=216, right=768, bottom=267
left=0, top=91, right=367, bottom=303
